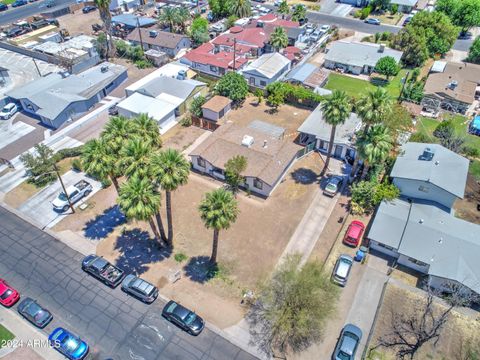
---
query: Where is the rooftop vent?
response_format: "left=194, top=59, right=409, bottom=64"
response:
left=447, top=80, right=458, bottom=90
left=100, top=65, right=109, bottom=73
left=419, top=218, right=424, bottom=224
left=378, top=44, right=385, bottom=53
left=149, top=30, right=158, bottom=38
left=419, top=147, right=435, bottom=161
left=241, top=135, right=254, bottom=148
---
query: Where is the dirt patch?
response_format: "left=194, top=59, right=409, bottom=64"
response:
left=3, top=182, right=42, bottom=209
left=162, top=124, right=207, bottom=152
left=107, top=58, right=156, bottom=98
left=57, top=10, right=102, bottom=37
left=454, top=173, right=480, bottom=224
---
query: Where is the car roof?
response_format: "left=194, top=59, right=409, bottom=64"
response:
left=347, top=221, right=364, bottom=238
left=329, top=177, right=342, bottom=185
left=343, top=323, right=362, bottom=339
left=131, top=278, right=154, bottom=294
left=340, top=333, right=357, bottom=356
left=170, top=302, right=191, bottom=319
left=91, top=257, right=108, bottom=270
left=336, top=257, right=352, bottom=278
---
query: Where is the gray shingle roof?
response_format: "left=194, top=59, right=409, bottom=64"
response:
left=242, top=53, right=291, bottom=79
left=325, top=41, right=403, bottom=68
left=136, top=76, right=205, bottom=100
left=391, top=142, right=469, bottom=198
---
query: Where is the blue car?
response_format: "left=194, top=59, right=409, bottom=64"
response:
left=49, top=327, right=89, bottom=360
left=11, top=0, right=27, bottom=6
left=0, top=3, right=8, bottom=11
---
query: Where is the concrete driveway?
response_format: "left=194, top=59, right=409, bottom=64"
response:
left=17, top=170, right=102, bottom=229
left=0, top=117, right=35, bottom=151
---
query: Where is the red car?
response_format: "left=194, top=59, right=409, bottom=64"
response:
left=343, top=220, right=365, bottom=247
left=0, top=279, right=20, bottom=307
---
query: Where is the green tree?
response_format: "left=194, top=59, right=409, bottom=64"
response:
left=101, top=116, right=133, bottom=155
left=438, top=0, right=480, bottom=34
left=118, top=175, right=164, bottom=246
left=224, top=155, right=247, bottom=194
left=190, top=17, right=210, bottom=45
left=320, top=90, right=352, bottom=176
left=159, top=7, right=179, bottom=32
left=215, top=72, right=249, bottom=104
left=119, top=138, right=154, bottom=179
left=390, top=3, right=398, bottom=14
left=370, top=0, right=390, bottom=11
left=267, top=91, right=285, bottom=111
left=356, top=87, right=393, bottom=133
left=94, top=32, right=108, bottom=59
left=436, top=0, right=458, bottom=18
left=231, top=0, right=252, bottom=18
left=226, top=14, right=239, bottom=28
left=291, top=5, right=306, bottom=22
left=247, top=255, right=338, bottom=357
left=278, top=0, right=289, bottom=19
left=131, top=114, right=162, bottom=148
left=151, top=149, right=190, bottom=247
left=350, top=180, right=399, bottom=214
left=467, top=36, right=480, bottom=64
left=356, top=125, right=393, bottom=179
left=269, top=27, right=289, bottom=51
left=254, top=88, right=264, bottom=105
left=392, top=26, right=429, bottom=67
left=374, top=56, right=400, bottom=80
left=198, top=188, right=239, bottom=264
left=20, top=144, right=57, bottom=187
left=208, top=0, right=230, bottom=19
left=383, top=104, right=414, bottom=139
left=175, top=7, right=191, bottom=34
left=94, top=0, right=114, bottom=60
left=190, top=95, right=207, bottom=117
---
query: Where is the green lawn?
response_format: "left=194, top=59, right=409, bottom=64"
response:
left=1, top=0, right=16, bottom=5
left=324, top=69, right=408, bottom=99
left=0, top=324, right=14, bottom=348
left=470, top=160, right=480, bottom=180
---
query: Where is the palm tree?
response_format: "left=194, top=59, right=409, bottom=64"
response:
left=94, top=0, right=113, bottom=61
left=198, top=188, right=239, bottom=264
left=356, top=87, right=393, bottom=134
left=278, top=0, right=289, bottom=19
left=119, top=138, right=154, bottom=179
left=356, top=125, right=393, bottom=179
left=320, top=90, right=352, bottom=176
left=131, top=114, right=162, bottom=148
left=291, top=4, right=306, bottom=22
left=159, top=7, right=178, bottom=32
left=269, top=27, right=289, bottom=51
left=118, top=175, right=164, bottom=247
left=151, top=149, right=190, bottom=247
left=101, top=116, right=133, bottom=154
left=231, top=0, right=252, bottom=18
left=175, top=7, right=191, bottom=34
left=81, top=138, right=121, bottom=193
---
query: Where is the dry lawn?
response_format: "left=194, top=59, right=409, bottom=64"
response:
left=57, top=10, right=102, bottom=37
left=162, top=124, right=207, bottom=152
left=454, top=174, right=480, bottom=225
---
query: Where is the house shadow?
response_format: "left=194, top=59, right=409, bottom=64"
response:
left=183, top=256, right=217, bottom=284
left=290, top=168, right=320, bottom=185
left=113, top=228, right=172, bottom=276
left=83, top=205, right=126, bottom=241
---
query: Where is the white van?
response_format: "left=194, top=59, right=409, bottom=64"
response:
left=0, top=103, right=18, bottom=120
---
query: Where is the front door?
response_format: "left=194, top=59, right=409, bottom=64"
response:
left=334, top=145, right=343, bottom=158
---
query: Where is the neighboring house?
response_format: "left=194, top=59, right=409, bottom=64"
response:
left=297, top=104, right=362, bottom=160
left=109, top=0, right=140, bottom=11
left=202, top=95, right=232, bottom=121
left=285, top=63, right=329, bottom=89
left=324, top=41, right=403, bottom=75
left=242, top=53, right=291, bottom=88
left=422, top=61, right=480, bottom=115
left=7, top=62, right=127, bottom=129
left=390, top=0, right=418, bottom=13
left=127, top=29, right=191, bottom=58
left=111, top=14, right=156, bottom=30
left=190, top=121, right=302, bottom=197
left=338, top=0, right=368, bottom=7
left=368, top=142, right=480, bottom=296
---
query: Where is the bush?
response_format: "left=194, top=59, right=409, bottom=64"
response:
left=56, top=145, right=84, bottom=161
left=391, top=3, right=398, bottom=14
left=361, top=35, right=372, bottom=42
left=174, top=252, right=188, bottom=263
left=101, top=178, right=112, bottom=188
left=374, top=32, right=381, bottom=43
left=190, top=96, right=206, bottom=117
left=381, top=31, right=390, bottom=41
left=462, top=145, right=480, bottom=158
left=353, top=10, right=362, bottom=18
left=265, top=81, right=322, bottom=108
left=134, top=59, right=153, bottom=69
left=71, top=158, right=82, bottom=172
left=360, top=6, right=371, bottom=19
left=180, top=115, right=192, bottom=127
left=351, top=180, right=400, bottom=215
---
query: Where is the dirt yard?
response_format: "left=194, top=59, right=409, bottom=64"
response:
left=454, top=174, right=480, bottom=224
left=162, top=124, right=207, bottom=152
left=367, top=283, right=480, bottom=360
left=57, top=10, right=102, bottom=37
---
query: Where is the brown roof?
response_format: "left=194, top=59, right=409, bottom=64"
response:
left=127, top=29, right=188, bottom=49
left=190, top=122, right=302, bottom=186
left=423, top=62, right=480, bottom=104
left=201, top=96, right=231, bottom=113
left=304, top=68, right=329, bottom=89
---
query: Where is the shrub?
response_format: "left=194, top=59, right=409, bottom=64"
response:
left=390, top=3, right=398, bottom=14
left=361, top=35, right=372, bottom=42
left=190, top=96, right=206, bottom=117
left=134, top=59, right=153, bottom=69
left=174, top=252, right=188, bottom=263
left=101, top=178, right=112, bottom=188
left=56, top=145, right=84, bottom=160
left=360, top=6, right=371, bottom=20
left=353, top=10, right=362, bottom=18
left=381, top=31, right=390, bottom=41
left=374, top=32, right=381, bottom=43
left=71, top=158, right=82, bottom=172
left=180, top=115, right=192, bottom=127
left=265, top=81, right=322, bottom=107
left=351, top=180, right=400, bottom=215
left=462, top=145, right=480, bottom=158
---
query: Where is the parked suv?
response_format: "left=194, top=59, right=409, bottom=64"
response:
left=0, top=103, right=18, bottom=120
left=121, top=275, right=158, bottom=303
left=332, top=324, right=362, bottom=360
left=332, top=254, right=353, bottom=287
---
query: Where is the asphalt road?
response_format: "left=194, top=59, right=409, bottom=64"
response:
left=0, top=206, right=258, bottom=360
left=0, top=0, right=76, bottom=25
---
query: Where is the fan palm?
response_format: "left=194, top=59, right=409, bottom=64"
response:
left=175, top=7, right=191, bottom=34
left=151, top=149, right=190, bottom=247
left=320, top=90, right=352, bottom=176
left=159, top=7, right=178, bottom=32
left=118, top=175, right=164, bottom=246
left=356, top=125, right=393, bottom=179
left=131, top=114, right=162, bottom=148
left=269, top=27, right=289, bottom=51
left=101, top=116, right=133, bottom=154
left=278, top=0, right=289, bottom=19
left=199, top=188, right=239, bottom=264
left=291, top=4, right=306, bottom=22
left=356, top=87, right=393, bottom=134
left=94, top=0, right=113, bottom=60
left=119, top=138, right=154, bottom=179
left=231, top=0, right=252, bottom=18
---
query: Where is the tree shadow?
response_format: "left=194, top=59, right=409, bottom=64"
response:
left=290, top=168, right=320, bottom=185
left=113, top=228, right=172, bottom=276
left=82, top=205, right=127, bottom=240
left=182, top=256, right=217, bottom=284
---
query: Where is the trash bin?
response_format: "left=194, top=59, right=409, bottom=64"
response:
left=354, top=249, right=365, bottom=262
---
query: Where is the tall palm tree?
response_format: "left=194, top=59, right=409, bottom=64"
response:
left=175, top=7, right=191, bottom=34
left=198, top=188, right=239, bottom=264
left=81, top=138, right=121, bottom=193
left=159, top=7, right=178, bottom=32
left=320, top=90, right=352, bottom=176
left=231, top=0, right=252, bottom=18
left=131, top=114, right=162, bottom=148
left=119, top=138, right=154, bottom=179
left=118, top=175, right=164, bottom=246
left=278, top=0, right=289, bottom=19
left=356, top=87, right=393, bottom=134
left=356, top=125, right=393, bottom=179
left=101, top=116, right=133, bottom=155
left=94, top=0, right=113, bottom=61
left=151, top=149, right=190, bottom=247
left=269, top=27, right=289, bottom=51
left=291, top=4, right=306, bottom=22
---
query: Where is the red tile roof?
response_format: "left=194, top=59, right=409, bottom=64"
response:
left=183, top=44, right=247, bottom=70
left=258, top=14, right=299, bottom=28
left=212, top=27, right=268, bottom=48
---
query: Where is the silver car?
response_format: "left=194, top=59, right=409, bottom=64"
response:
left=332, top=254, right=353, bottom=287
left=332, top=323, right=362, bottom=360
left=121, top=274, right=158, bottom=303
left=324, top=176, right=343, bottom=197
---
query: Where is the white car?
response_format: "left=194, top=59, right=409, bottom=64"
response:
left=52, top=180, right=92, bottom=212
left=0, top=103, right=18, bottom=120
left=320, top=24, right=331, bottom=32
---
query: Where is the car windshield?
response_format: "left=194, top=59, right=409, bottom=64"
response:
left=337, top=350, right=351, bottom=360
left=58, top=192, right=68, bottom=201
left=0, top=289, right=12, bottom=300
left=61, top=335, right=80, bottom=353
left=184, top=312, right=197, bottom=325
left=1, top=106, right=9, bottom=112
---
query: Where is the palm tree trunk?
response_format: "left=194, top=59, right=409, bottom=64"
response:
left=361, top=163, right=370, bottom=180
left=349, top=155, right=360, bottom=183
left=166, top=190, right=173, bottom=247
left=148, top=218, right=162, bottom=246
left=110, top=175, right=120, bottom=194
left=364, top=123, right=370, bottom=134
left=321, top=125, right=336, bottom=176
left=210, top=228, right=220, bottom=264
left=155, top=212, right=167, bottom=243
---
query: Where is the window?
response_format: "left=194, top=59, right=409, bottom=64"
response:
left=377, top=243, right=394, bottom=251
left=408, top=257, right=427, bottom=266
left=253, top=178, right=263, bottom=190
left=197, top=158, right=206, bottom=168
left=260, top=80, right=267, bottom=87
left=249, top=77, right=255, bottom=85
left=210, top=65, right=218, bottom=72
left=418, top=185, right=430, bottom=193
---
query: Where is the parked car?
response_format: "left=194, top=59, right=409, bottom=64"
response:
left=332, top=324, right=362, bottom=360
left=82, top=255, right=125, bottom=287
left=459, top=31, right=473, bottom=40
left=121, top=274, right=158, bottom=303
left=331, top=254, right=353, bottom=287
left=52, top=180, right=92, bottom=212
left=162, top=300, right=205, bottom=335
left=82, top=5, right=96, bottom=13
left=49, top=327, right=89, bottom=360
left=5, top=26, right=26, bottom=37
left=323, top=176, right=343, bottom=197
left=11, top=0, right=27, bottom=6
left=0, top=279, right=19, bottom=307
left=0, top=103, right=18, bottom=120
left=108, top=105, right=118, bottom=115
left=343, top=220, right=365, bottom=247
left=364, top=18, right=381, bottom=25
left=17, top=298, right=53, bottom=328
left=320, top=24, right=331, bottom=32
left=0, top=3, right=8, bottom=11
left=403, top=15, right=413, bottom=25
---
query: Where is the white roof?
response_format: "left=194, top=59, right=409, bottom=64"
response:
left=431, top=60, right=447, bottom=73
left=117, top=92, right=176, bottom=122
left=125, top=62, right=191, bottom=94
left=391, top=0, right=417, bottom=6
left=242, top=53, right=291, bottom=79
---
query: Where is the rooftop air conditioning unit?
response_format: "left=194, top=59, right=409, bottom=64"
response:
left=419, top=147, right=435, bottom=161
left=241, top=135, right=254, bottom=147
left=149, top=30, right=158, bottom=38
left=100, top=65, right=109, bottom=73
left=176, top=70, right=187, bottom=80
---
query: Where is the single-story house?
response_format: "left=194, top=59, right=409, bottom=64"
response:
left=390, top=0, right=418, bottom=13
left=297, top=104, right=362, bottom=160
left=285, top=63, right=329, bottom=89
left=202, top=95, right=232, bottom=121
left=422, top=61, right=480, bottom=115
left=7, top=62, right=127, bottom=129
left=111, top=14, right=156, bottom=29
left=242, top=53, right=291, bottom=88
left=190, top=121, right=302, bottom=197
left=127, top=29, right=191, bottom=58
left=324, top=41, right=403, bottom=75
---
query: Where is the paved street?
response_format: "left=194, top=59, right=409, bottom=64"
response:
left=0, top=206, right=259, bottom=360
left=0, top=0, right=76, bottom=25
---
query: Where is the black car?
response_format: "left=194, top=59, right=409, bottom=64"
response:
left=162, top=300, right=205, bottom=335
left=108, top=105, right=118, bottom=116
left=17, top=298, right=53, bottom=328
left=0, top=3, right=8, bottom=11
left=11, top=0, right=27, bottom=7
left=82, top=5, right=97, bottom=13
left=121, top=275, right=158, bottom=303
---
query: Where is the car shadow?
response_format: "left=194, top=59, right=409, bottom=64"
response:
left=113, top=228, right=172, bottom=276
left=182, top=256, right=218, bottom=284
left=290, top=168, right=320, bottom=185
left=82, top=205, right=126, bottom=240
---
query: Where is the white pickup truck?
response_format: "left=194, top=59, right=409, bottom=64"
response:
left=52, top=180, right=92, bottom=212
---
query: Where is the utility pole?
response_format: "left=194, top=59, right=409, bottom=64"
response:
left=398, top=71, right=410, bottom=104
left=136, top=17, right=144, bottom=51
left=53, top=163, right=75, bottom=214
left=32, top=58, right=42, bottom=77
left=233, top=38, right=236, bottom=70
